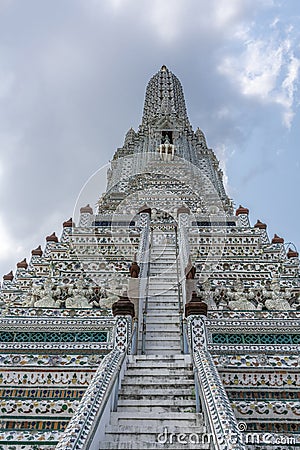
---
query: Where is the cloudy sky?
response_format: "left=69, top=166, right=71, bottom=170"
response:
left=0, top=0, right=299, bottom=277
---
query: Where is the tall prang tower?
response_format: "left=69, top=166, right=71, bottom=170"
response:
left=98, top=65, right=230, bottom=221
left=0, top=66, right=299, bottom=450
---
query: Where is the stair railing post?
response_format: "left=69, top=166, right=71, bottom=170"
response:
left=182, top=318, right=189, bottom=354
left=177, top=210, right=191, bottom=309
left=54, top=314, right=138, bottom=450
left=174, top=224, right=185, bottom=353
left=186, top=314, right=246, bottom=450
left=136, top=211, right=151, bottom=354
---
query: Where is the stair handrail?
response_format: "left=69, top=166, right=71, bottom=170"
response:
left=141, top=227, right=152, bottom=354
left=177, top=212, right=191, bottom=311
left=55, top=319, right=138, bottom=450
left=183, top=317, right=246, bottom=450
left=174, top=225, right=185, bottom=354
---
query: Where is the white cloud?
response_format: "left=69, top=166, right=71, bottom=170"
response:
left=213, top=0, right=246, bottom=28
left=219, top=39, right=284, bottom=98
left=270, top=17, right=279, bottom=28
left=214, top=144, right=236, bottom=195
left=218, top=29, right=300, bottom=128
left=81, top=0, right=258, bottom=45
left=277, top=54, right=300, bottom=127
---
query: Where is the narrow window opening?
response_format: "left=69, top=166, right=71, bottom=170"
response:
left=161, top=131, right=173, bottom=144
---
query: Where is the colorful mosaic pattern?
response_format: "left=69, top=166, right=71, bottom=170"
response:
left=212, top=333, right=300, bottom=345
left=0, top=331, right=108, bottom=343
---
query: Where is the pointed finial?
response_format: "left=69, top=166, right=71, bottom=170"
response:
left=254, top=220, right=267, bottom=230
left=3, top=270, right=14, bottom=281
left=271, top=234, right=284, bottom=244
left=287, top=248, right=299, bottom=258
left=17, top=258, right=28, bottom=269
left=63, top=218, right=74, bottom=228
left=160, top=65, right=167, bottom=72
left=80, top=204, right=93, bottom=214
left=32, top=245, right=43, bottom=256
left=46, top=232, right=58, bottom=243
left=236, top=205, right=249, bottom=216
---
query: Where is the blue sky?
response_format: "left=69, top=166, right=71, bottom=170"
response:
left=0, top=0, right=299, bottom=277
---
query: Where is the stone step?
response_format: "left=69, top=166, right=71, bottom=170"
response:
left=148, top=281, right=177, bottom=285
left=144, top=347, right=182, bottom=354
left=147, top=299, right=179, bottom=305
left=144, top=335, right=180, bottom=342
left=118, top=396, right=195, bottom=402
left=150, top=266, right=177, bottom=270
left=148, top=285, right=177, bottom=290
left=147, top=306, right=179, bottom=316
left=127, top=360, right=189, bottom=369
left=147, top=293, right=178, bottom=299
left=144, top=334, right=180, bottom=340
left=100, top=441, right=210, bottom=449
left=120, top=376, right=193, bottom=386
left=149, top=276, right=177, bottom=282
left=150, top=265, right=178, bottom=271
left=147, top=291, right=177, bottom=296
left=116, top=405, right=196, bottom=413
left=146, top=325, right=180, bottom=332
left=150, top=262, right=177, bottom=267
left=145, top=318, right=180, bottom=324
left=146, top=303, right=179, bottom=309
left=150, top=258, right=177, bottom=263
left=146, top=315, right=179, bottom=320
left=110, top=411, right=201, bottom=427
left=100, top=442, right=210, bottom=449
left=146, top=311, right=180, bottom=317
left=148, top=274, right=179, bottom=280
left=147, top=285, right=177, bottom=289
left=147, top=304, right=179, bottom=309
left=100, top=440, right=210, bottom=449
left=151, top=249, right=176, bottom=253
left=150, top=259, right=177, bottom=263
left=128, top=354, right=189, bottom=362
left=147, top=289, right=178, bottom=295
left=119, top=389, right=194, bottom=398
left=118, top=396, right=195, bottom=412
left=151, top=246, right=176, bottom=249
left=149, top=269, right=177, bottom=274
left=146, top=332, right=180, bottom=339
left=149, top=275, right=177, bottom=280
left=148, top=283, right=177, bottom=288
left=124, top=367, right=190, bottom=376
left=144, top=336, right=181, bottom=344
left=144, top=349, right=182, bottom=356
left=144, top=349, right=182, bottom=355
left=150, top=257, right=177, bottom=262
left=150, top=258, right=177, bottom=262
left=146, top=308, right=179, bottom=313
left=148, top=277, right=177, bottom=282
left=148, top=278, right=177, bottom=283
left=146, top=314, right=179, bottom=321
left=105, top=425, right=205, bottom=434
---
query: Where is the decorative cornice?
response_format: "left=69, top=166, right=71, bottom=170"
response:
left=0, top=342, right=113, bottom=351
left=208, top=344, right=300, bottom=354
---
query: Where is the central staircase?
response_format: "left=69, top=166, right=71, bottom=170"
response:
left=99, top=229, right=207, bottom=449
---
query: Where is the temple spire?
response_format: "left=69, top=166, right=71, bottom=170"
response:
left=141, top=66, right=190, bottom=129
